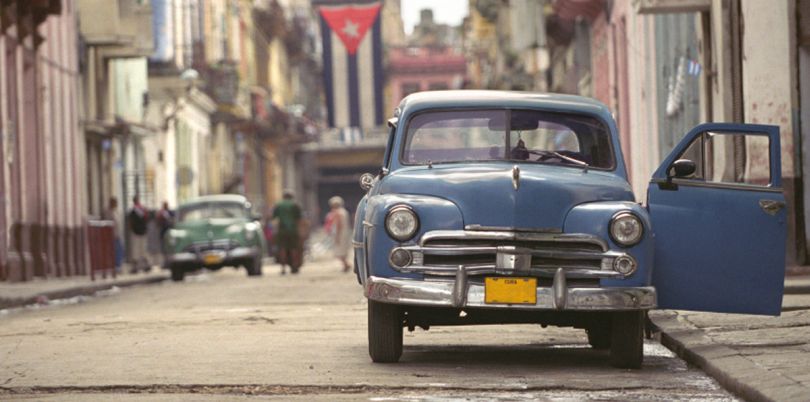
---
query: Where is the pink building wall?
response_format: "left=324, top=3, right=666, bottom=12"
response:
left=387, top=47, right=466, bottom=107
left=1, top=0, right=86, bottom=282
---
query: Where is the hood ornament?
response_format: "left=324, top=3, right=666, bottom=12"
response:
left=512, top=165, right=520, bottom=190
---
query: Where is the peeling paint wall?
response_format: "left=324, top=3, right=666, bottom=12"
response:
left=740, top=0, right=797, bottom=179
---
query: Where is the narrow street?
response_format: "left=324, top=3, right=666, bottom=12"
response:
left=1, top=260, right=736, bottom=401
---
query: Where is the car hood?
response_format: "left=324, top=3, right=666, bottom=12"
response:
left=379, top=163, right=634, bottom=231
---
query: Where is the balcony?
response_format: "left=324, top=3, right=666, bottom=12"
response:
left=76, top=0, right=153, bottom=57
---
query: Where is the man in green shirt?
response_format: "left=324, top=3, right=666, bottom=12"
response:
left=272, top=191, right=303, bottom=274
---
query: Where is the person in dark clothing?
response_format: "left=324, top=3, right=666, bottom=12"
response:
left=272, top=191, right=303, bottom=275
left=155, top=201, right=175, bottom=238
left=127, top=196, right=151, bottom=273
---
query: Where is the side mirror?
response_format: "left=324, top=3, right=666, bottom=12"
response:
left=670, top=159, right=696, bottom=178
left=359, top=173, right=375, bottom=191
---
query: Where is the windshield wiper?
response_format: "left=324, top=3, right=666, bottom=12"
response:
left=528, top=150, right=589, bottom=172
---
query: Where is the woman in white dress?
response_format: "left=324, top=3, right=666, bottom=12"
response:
left=325, top=196, right=352, bottom=272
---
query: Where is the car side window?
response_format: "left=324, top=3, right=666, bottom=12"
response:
left=674, top=131, right=771, bottom=186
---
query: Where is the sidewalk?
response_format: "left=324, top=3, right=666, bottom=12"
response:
left=0, top=268, right=168, bottom=310
left=650, top=275, right=810, bottom=402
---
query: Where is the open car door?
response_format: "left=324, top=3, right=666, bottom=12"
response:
left=648, top=123, right=786, bottom=315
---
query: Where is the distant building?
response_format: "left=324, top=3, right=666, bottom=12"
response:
left=387, top=46, right=467, bottom=104
left=547, top=0, right=810, bottom=268
left=409, top=9, right=462, bottom=49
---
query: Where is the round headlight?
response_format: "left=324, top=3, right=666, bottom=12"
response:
left=609, top=212, right=644, bottom=247
left=385, top=206, right=419, bottom=241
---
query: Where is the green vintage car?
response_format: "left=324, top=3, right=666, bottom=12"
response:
left=164, top=194, right=266, bottom=281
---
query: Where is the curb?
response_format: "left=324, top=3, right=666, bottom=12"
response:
left=0, top=275, right=169, bottom=310
left=649, top=311, right=807, bottom=402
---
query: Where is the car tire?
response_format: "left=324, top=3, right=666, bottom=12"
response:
left=170, top=267, right=185, bottom=282
left=246, top=257, right=263, bottom=277
left=609, top=311, right=644, bottom=369
left=586, top=323, right=611, bottom=350
left=368, top=300, right=403, bottom=363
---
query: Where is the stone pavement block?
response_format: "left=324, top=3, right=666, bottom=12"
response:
left=756, top=385, right=810, bottom=402
left=710, top=327, right=809, bottom=347
left=679, top=311, right=788, bottom=330
left=781, top=294, right=810, bottom=311
left=651, top=310, right=810, bottom=402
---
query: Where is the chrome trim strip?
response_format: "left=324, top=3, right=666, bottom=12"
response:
left=465, top=224, right=562, bottom=233
left=228, top=247, right=259, bottom=259
left=397, top=264, right=625, bottom=278
left=650, top=178, right=784, bottom=193
left=365, top=276, right=657, bottom=311
left=419, top=230, right=609, bottom=251
left=167, top=252, right=196, bottom=263
left=352, top=240, right=364, bottom=247
left=402, top=244, right=622, bottom=259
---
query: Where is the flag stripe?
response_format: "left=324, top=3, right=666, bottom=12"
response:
left=318, top=1, right=384, bottom=129
left=372, top=16, right=384, bottom=123
left=358, top=32, right=375, bottom=129
left=319, top=13, right=335, bottom=127
left=331, top=31, right=349, bottom=127
left=347, top=53, right=360, bottom=127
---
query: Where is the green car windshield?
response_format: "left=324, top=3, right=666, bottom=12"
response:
left=178, top=202, right=249, bottom=222
left=402, top=109, right=615, bottom=169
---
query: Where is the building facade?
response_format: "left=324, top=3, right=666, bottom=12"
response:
left=548, top=0, right=810, bottom=266
left=1, top=0, right=85, bottom=281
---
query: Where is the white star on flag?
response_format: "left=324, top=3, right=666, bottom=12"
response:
left=342, top=19, right=359, bottom=37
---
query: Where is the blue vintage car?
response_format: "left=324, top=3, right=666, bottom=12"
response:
left=353, top=90, right=786, bottom=368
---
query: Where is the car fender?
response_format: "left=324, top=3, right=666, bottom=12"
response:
left=564, top=201, right=654, bottom=287
left=362, top=193, right=463, bottom=279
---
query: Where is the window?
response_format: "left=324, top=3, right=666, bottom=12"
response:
left=401, top=83, right=421, bottom=98
left=674, top=131, right=771, bottom=186
left=402, top=109, right=614, bottom=169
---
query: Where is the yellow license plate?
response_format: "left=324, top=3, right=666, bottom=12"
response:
left=202, top=253, right=224, bottom=265
left=485, top=277, right=537, bottom=304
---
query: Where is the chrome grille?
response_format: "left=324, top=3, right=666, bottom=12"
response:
left=398, top=230, right=628, bottom=279
left=184, top=239, right=238, bottom=254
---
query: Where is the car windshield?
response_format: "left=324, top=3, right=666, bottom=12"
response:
left=178, top=202, right=249, bottom=222
left=402, top=109, right=614, bottom=169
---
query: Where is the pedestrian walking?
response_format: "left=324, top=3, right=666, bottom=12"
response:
left=155, top=201, right=175, bottom=265
left=127, top=196, right=151, bottom=273
left=155, top=201, right=175, bottom=239
left=101, top=197, right=123, bottom=273
left=324, top=196, right=352, bottom=273
left=272, top=190, right=304, bottom=275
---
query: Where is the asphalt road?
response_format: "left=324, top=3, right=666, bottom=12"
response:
left=0, top=260, right=738, bottom=401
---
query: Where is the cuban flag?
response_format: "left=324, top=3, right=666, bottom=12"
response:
left=316, top=1, right=384, bottom=129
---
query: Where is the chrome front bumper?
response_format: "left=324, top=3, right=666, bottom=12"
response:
left=167, top=246, right=259, bottom=264
left=365, top=270, right=656, bottom=311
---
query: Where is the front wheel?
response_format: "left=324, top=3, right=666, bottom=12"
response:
left=368, top=300, right=403, bottom=363
left=586, top=322, right=611, bottom=350
left=170, top=266, right=185, bottom=282
left=609, top=311, right=644, bottom=369
left=245, top=256, right=263, bottom=277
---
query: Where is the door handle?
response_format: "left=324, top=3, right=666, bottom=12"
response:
left=759, top=199, right=785, bottom=216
